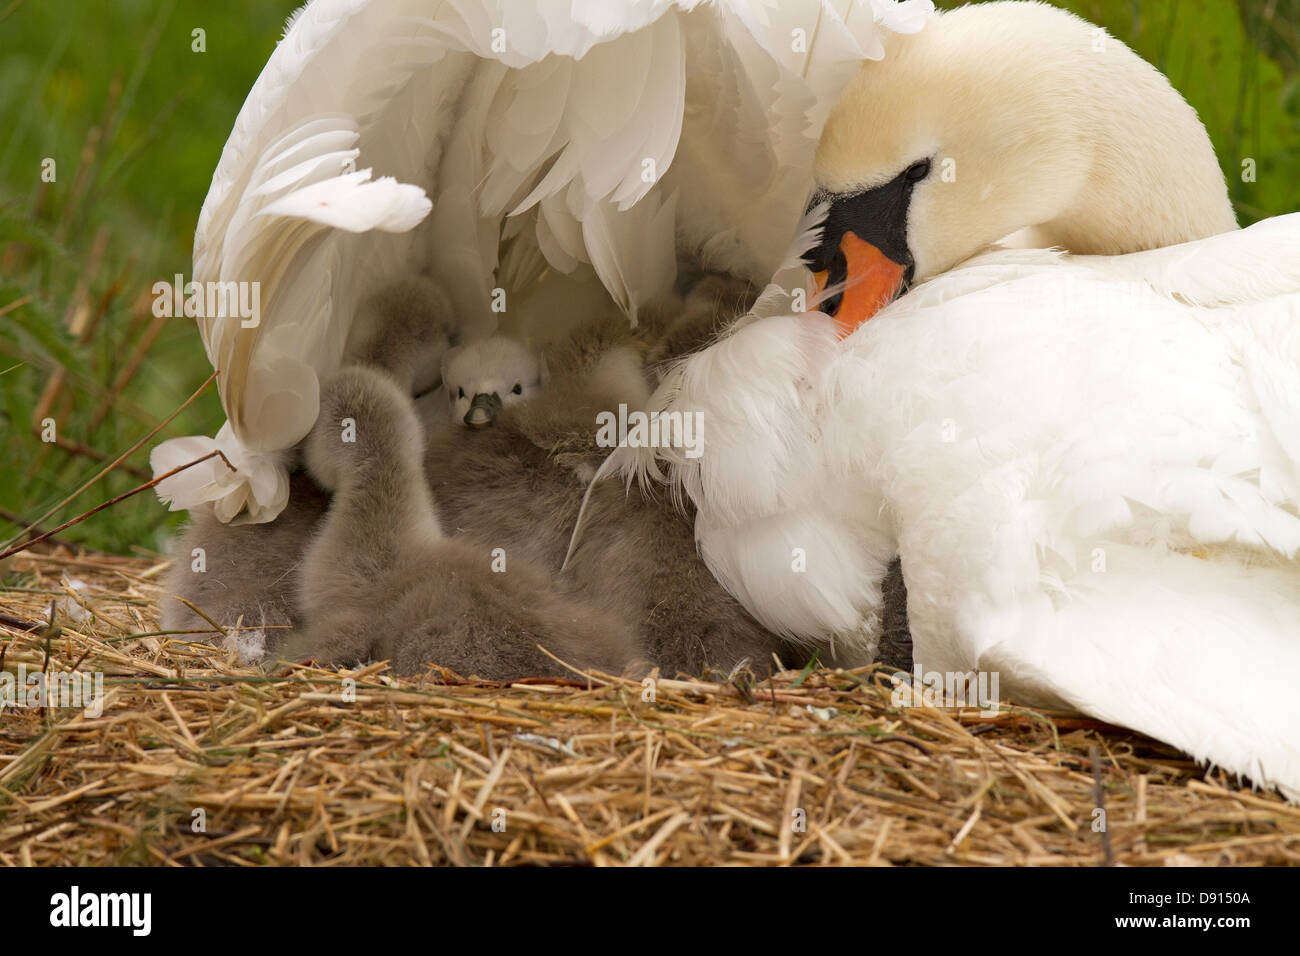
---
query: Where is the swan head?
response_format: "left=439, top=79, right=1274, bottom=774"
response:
left=441, top=336, right=544, bottom=428
left=807, top=0, right=1237, bottom=331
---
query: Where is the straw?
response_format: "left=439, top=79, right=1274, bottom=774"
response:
left=2, top=546, right=1297, bottom=867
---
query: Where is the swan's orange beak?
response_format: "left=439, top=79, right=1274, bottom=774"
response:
left=809, top=231, right=907, bottom=336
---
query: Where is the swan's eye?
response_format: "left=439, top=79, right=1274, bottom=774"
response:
left=512, top=384, right=522, bottom=395
left=904, top=159, right=931, bottom=183
left=458, top=387, right=465, bottom=399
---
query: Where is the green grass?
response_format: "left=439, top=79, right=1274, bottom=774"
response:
left=0, top=0, right=1297, bottom=555
left=0, top=0, right=298, bottom=554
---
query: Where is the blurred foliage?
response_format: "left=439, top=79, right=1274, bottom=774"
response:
left=0, top=0, right=1297, bottom=554
left=0, top=0, right=298, bottom=554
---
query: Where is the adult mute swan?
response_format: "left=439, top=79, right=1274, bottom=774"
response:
left=150, top=0, right=932, bottom=522
left=626, top=1, right=1300, bottom=796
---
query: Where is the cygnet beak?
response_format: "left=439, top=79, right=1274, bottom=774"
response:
left=464, top=392, right=503, bottom=428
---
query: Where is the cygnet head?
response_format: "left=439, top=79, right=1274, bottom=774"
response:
left=441, top=336, right=543, bottom=428
left=806, top=0, right=1237, bottom=332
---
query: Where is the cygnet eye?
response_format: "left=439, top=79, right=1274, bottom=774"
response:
left=904, top=159, right=931, bottom=183
left=458, top=387, right=465, bottom=399
left=512, top=383, right=522, bottom=395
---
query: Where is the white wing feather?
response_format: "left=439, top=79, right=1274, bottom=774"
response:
left=156, top=0, right=930, bottom=519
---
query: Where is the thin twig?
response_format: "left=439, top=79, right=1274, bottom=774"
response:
left=39, top=436, right=152, bottom=480
left=534, top=644, right=609, bottom=686
left=2, top=369, right=219, bottom=552
left=0, top=296, right=31, bottom=319
left=0, top=613, right=42, bottom=633
left=0, top=450, right=235, bottom=561
left=0, top=506, right=111, bottom=554
left=1091, top=743, right=1114, bottom=866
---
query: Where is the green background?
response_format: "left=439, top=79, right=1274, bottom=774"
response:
left=0, top=0, right=1297, bottom=554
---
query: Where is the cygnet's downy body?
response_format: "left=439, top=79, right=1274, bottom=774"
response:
left=282, top=365, right=640, bottom=678
left=425, top=279, right=811, bottom=677
left=160, top=273, right=911, bottom=677
left=159, top=473, right=329, bottom=664
left=159, top=274, right=458, bottom=661
left=346, top=274, right=456, bottom=398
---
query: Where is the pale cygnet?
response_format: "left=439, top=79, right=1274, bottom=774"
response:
left=160, top=271, right=912, bottom=679
left=159, top=274, right=457, bottom=652
left=425, top=281, right=805, bottom=678
left=441, top=336, right=544, bottom=428
left=277, top=365, right=640, bottom=678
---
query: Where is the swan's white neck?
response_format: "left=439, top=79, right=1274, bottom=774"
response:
left=814, top=2, right=1240, bottom=279
left=1029, top=38, right=1239, bottom=256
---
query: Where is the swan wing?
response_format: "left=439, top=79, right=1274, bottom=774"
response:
left=639, top=243, right=1300, bottom=793
left=1073, top=211, right=1300, bottom=307
left=837, top=266, right=1300, bottom=796
left=160, top=0, right=932, bottom=520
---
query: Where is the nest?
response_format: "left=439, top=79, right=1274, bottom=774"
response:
left=1, top=547, right=1297, bottom=867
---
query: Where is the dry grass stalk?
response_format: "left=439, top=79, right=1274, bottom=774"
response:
left=1, top=547, right=1297, bottom=867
